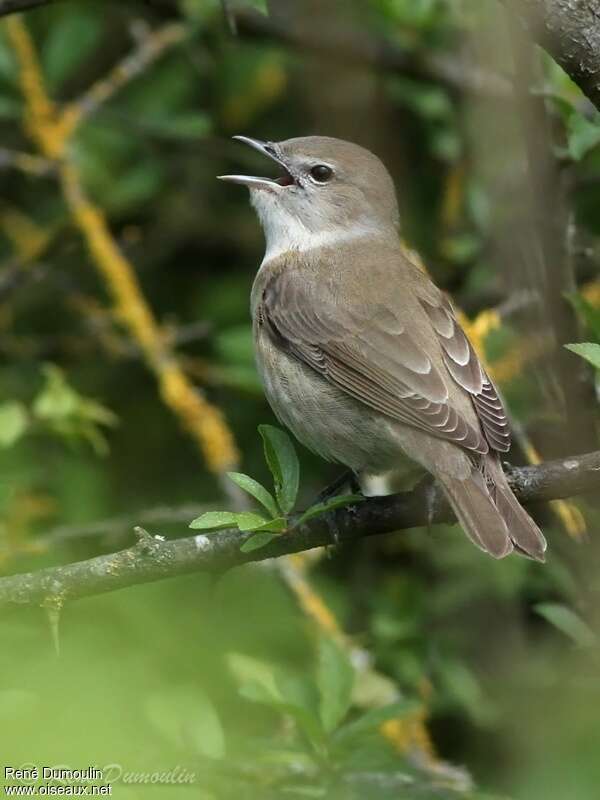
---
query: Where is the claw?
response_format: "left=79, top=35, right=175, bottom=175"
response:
left=317, top=469, right=356, bottom=503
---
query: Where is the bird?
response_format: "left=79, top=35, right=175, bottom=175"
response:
left=219, top=135, right=547, bottom=561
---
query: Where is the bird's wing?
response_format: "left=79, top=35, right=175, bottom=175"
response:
left=417, top=293, right=510, bottom=452
left=257, top=268, right=507, bottom=456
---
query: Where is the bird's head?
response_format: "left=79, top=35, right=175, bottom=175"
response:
left=219, top=135, right=399, bottom=256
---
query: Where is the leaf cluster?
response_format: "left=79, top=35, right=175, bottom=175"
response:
left=190, top=425, right=362, bottom=552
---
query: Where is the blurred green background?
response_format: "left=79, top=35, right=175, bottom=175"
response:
left=1, top=0, right=600, bottom=798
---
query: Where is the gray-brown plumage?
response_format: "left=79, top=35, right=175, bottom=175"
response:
left=219, top=135, right=546, bottom=561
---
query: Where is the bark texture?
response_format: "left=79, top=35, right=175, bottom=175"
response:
left=0, top=450, right=598, bottom=612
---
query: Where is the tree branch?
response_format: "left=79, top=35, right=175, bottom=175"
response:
left=0, top=451, right=598, bottom=612
left=504, top=0, right=600, bottom=110
left=232, top=8, right=511, bottom=98
left=3, top=1, right=600, bottom=112
left=6, top=16, right=239, bottom=474
left=0, top=0, right=55, bottom=15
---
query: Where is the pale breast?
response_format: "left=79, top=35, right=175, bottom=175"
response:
left=253, top=324, right=400, bottom=472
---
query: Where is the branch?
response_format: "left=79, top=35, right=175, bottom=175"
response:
left=6, top=17, right=239, bottom=473
left=0, top=0, right=54, bottom=15
left=3, top=0, right=600, bottom=112
left=0, top=451, right=598, bottom=612
left=504, top=0, right=600, bottom=111
left=60, top=22, right=187, bottom=139
left=233, top=8, right=511, bottom=97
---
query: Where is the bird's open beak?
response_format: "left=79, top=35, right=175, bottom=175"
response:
left=217, top=136, right=295, bottom=190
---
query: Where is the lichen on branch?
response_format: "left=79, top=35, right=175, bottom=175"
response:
left=5, top=16, right=239, bottom=473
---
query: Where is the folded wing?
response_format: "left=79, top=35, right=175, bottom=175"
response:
left=258, top=269, right=505, bottom=456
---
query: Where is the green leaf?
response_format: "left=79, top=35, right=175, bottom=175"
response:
left=240, top=531, right=278, bottom=553
left=567, top=114, right=600, bottom=161
left=228, top=653, right=325, bottom=750
left=316, top=637, right=354, bottom=734
left=333, top=700, right=421, bottom=744
left=31, top=365, right=116, bottom=455
left=33, top=365, right=79, bottom=420
left=0, top=402, right=28, bottom=448
left=227, top=472, right=279, bottom=518
left=237, top=681, right=280, bottom=705
left=280, top=702, right=326, bottom=753
left=189, top=511, right=242, bottom=531
left=258, top=425, right=300, bottom=514
left=565, top=293, right=600, bottom=341
left=228, top=653, right=282, bottom=703
left=190, top=511, right=266, bottom=532
left=145, top=686, right=225, bottom=759
left=238, top=686, right=325, bottom=752
left=189, top=510, right=271, bottom=534
left=247, top=0, right=269, bottom=13
left=274, top=676, right=326, bottom=751
left=252, top=517, right=287, bottom=532
left=297, top=494, right=364, bottom=526
left=235, top=512, right=269, bottom=531
left=534, top=603, right=596, bottom=647
left=565, top=342, right=600, bottom=370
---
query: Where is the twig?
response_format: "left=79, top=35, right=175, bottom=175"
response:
left=220, top=0, right=237, bottom=35
left=0, top=450, right=598, bottom=612
left=0, top=0, right=54, bottom=15
left=2, top=0, right=600, bottom=114
left=60, top=22, right=186, bottom=139
left=39, top=504, right=213, bottom=546
left=6, top=17, right=239, bottom=473
left=233, top=8, right=511, bottom=98
left=0, top=148, right=54, bottom=176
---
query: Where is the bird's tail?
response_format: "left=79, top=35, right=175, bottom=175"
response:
left=438, top=455, right=546, bottom=561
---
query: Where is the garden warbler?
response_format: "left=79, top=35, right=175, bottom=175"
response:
left=219, top=136, right=547, bottom=560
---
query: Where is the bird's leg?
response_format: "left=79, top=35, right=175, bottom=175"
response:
left=417, top=474, right=440, bottom=535
left=317, top=469, right=359, bottom=503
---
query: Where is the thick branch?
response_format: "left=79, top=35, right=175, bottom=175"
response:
left=0, top=451, right=598, bottom=612
left=505, top=0, right=600, bottom=110
left=240, top=3, right=600, bottom=111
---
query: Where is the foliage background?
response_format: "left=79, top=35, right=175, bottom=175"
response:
left=1, top=0, right=600, bottom=798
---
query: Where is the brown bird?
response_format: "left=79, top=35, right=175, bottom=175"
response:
left=219, top=135, right=546, bottom=561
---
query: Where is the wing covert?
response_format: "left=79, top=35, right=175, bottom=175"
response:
left=259, top=271, right=490, bottom=455
left=420, top=295, right=511, bottom=453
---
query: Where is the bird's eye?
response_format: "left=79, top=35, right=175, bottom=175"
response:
left=310, top=164, right=333, bottom=183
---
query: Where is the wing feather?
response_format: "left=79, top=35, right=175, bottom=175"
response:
left=420, top=296, right=511, bottom=453
left=260, top=271, right=490, bottom=455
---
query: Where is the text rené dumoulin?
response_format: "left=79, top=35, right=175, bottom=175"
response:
left=4, top=766, right=196, bottom=786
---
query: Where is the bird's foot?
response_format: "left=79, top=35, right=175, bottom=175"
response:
left=317, top=469, right=359, bottom=504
